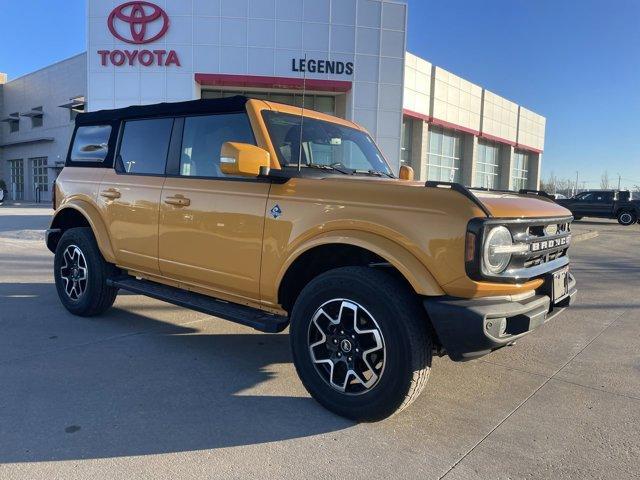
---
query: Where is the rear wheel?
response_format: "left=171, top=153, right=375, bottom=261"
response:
left=617, top=211, right=637, bottom=226
left=54, top=227, right=118, bottom=316
left=290, top=267, right=432, bottom=421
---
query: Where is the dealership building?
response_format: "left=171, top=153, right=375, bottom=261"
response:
left=0, top=0, right=545, bottom=203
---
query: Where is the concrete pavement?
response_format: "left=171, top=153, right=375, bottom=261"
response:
left=0, top=207, right=638, bottom=479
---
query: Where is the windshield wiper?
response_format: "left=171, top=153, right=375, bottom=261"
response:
left=354, top=169, right=394, bottom=179
left=306, top=163, right=353, bottom=175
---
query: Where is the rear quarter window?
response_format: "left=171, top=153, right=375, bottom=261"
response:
left=70, top=125, right=112, bottom=163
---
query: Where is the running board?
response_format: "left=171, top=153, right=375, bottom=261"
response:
left=106, top=276, right=289, bottom=333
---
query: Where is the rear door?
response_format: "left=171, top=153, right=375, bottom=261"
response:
left=575, top=192, right=613, bottom=217
left=158, top=112, right=270, bottom=302
left=97, top=117, right=174, bottom=275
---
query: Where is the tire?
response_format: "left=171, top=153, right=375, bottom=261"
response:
left=54, top=227, right=118, bottom=316
left=290, top=266, right=432, bottom=422
left=617, top=210, right=637, bottom=226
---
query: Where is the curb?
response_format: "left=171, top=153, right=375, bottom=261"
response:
left=573, top=231, right=599, bottom=243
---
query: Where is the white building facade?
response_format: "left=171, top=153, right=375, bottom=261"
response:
left=0, top=0, right=545, bottom=203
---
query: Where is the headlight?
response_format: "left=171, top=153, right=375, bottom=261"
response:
left=483, top=226, right=513, bottom=274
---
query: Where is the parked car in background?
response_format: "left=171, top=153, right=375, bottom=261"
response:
left=556, top=190, right=639, bottom=225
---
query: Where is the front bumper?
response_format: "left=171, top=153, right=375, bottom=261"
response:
left=424, top=274, right=577, bottom=361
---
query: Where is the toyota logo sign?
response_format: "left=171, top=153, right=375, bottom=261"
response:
left=100, top=1, right=180, bottom=68
left=108, top=1, right=169, bottom=45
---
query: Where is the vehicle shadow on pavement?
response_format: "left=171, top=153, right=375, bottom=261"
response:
left=0, top=283, right=353, bottom=463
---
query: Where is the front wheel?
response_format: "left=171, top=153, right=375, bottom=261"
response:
left=617, top=211, right=637, bottom=226
left=54, top=227, right=118, bottom=316
left=290, top=267, right=432, bottom=422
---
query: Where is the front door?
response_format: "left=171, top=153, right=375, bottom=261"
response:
left=572, top=192, right=613, bottom=218
left=158, top=112, right=269, bottom=302
left=98, top=117, right=174, bottom=275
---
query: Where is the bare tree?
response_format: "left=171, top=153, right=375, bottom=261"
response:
left=600, top=171, right=611, bottom=189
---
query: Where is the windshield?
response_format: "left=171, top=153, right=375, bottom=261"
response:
left=262, top=111, right=392, bottom=176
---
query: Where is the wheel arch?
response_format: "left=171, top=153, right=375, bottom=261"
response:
left=276, top=230, right=444, bottom=313
left=48, top=202, right=116, bottom=263
left=615, top=207, right=637, bottom=217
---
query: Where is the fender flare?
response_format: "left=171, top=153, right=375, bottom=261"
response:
left=50, top=200, right=116, bottom=263
left=275, top=229, right=444, bottom=297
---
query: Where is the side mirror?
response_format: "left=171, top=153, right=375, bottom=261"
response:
left=220, top=142, right=270, bottom=177
left=399, top=165, right=415, bottom=181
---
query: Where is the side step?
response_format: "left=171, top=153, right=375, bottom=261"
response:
left=106, top=276, right=289, bottom=333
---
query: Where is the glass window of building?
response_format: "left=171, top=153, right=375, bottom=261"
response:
left=31, top=107, right=44, bottom=128
left=427, top=125, right=463, bottom=182
left=9, top=113, right=19, bottom=133
left=201, top=90, right=337, bottom=116
left=31, top=157, right=49, bottom=193
left=401, top=117, right=413, bottom=167
left=9, top=159, right=24, bottom=200
left=512, top=150, right=529, bottom=190
left=475, top=139, right=501, bottom=189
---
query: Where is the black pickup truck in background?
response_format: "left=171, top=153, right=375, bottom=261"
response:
left=555, top=190, right=640, bottom=226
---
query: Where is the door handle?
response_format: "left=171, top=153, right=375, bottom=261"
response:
left=100, top=188, right=121, bottom=200
left=164, top=195, right=191, bottom=207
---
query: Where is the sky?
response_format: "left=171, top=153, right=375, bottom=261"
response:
left=1, top=0, right=639, bottom=189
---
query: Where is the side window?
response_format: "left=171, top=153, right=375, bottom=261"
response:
left=118, top=118, right=174, bottom=174
left=179, top=113, right=255, bottom=178
left=71, top=125, right=112, bottom=162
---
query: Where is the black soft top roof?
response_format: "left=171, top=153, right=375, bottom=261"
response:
left=75, top=96, right=249, bottom=125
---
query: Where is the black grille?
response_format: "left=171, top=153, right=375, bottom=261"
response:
left=506, top=217, right=573, bottom=278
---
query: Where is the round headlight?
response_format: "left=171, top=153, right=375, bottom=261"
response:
left=483, top=226, right=513, bottom=274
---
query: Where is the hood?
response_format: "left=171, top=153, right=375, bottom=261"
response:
left=473, top=191, right=572, bottom=218
left=320, top=176, right=572, bottom=219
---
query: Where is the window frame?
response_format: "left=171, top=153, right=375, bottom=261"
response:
left=512, top=150, right=529, bottom=191
left=474, top=139, right=502, bottom=189
left=426, top=125, right=463, bottom=183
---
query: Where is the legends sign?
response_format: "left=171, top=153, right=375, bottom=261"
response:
left=292, top=58, right=354, bottom=76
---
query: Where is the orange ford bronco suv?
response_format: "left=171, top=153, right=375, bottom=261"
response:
left=46, top=96, right=576, bottom=421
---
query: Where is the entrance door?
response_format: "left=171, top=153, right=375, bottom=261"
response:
left=8, top=159, right=24, bottom=201
left=30, top=157, right=49, bottom=203
left=98, top=117, right=174, bottom=275
left=158, top=112, right=270, bottom=302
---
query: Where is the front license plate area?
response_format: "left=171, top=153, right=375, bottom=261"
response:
left=552, top=267, right=570, bottom=303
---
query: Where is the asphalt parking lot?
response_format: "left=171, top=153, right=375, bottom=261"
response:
left=0, top=206, right=638, bottom=479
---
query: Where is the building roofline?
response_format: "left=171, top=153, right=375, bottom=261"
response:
left=3, top=52, right=86, bottom=85
left=405, top=50, right=545, bottom=119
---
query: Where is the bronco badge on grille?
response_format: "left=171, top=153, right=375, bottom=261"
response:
left=530, top=236, right=570, bottom=252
